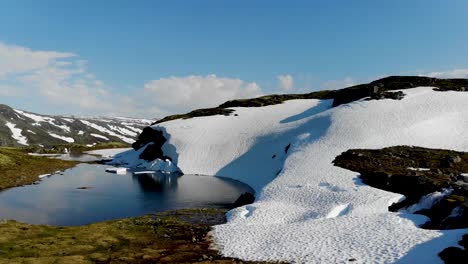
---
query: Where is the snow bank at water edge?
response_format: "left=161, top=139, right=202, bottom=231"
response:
left=107, top=145, right=180, bottom=174
left=119, top=87, right=468, bottom=263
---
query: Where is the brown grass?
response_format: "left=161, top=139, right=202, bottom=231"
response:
left=0, top=147, right=78, bottom=191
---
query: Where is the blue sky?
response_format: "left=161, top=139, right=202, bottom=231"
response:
left=1, top=0, right=468, bottom=118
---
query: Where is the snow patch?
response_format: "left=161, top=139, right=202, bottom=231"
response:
left=90, top=133, right=109, bottom=140
left=5, top=122, right=28, bottom=145
left=105, top=167, right=127, bottom=174
left=48, top=133, right=75, bottom=143
left=108, top=144, right=180, bottom=173
left=15, top=109, right=71, bottom=132
left=61, top=118, right=74, bottom=122
left=38, top=173, right=51, bottom=179
left=407, top=167, right=431, bottom=171
left=108, top=125, right=138, bottom=137
left=404, top=189, right=452, bottom=214
left=80, top=120, right=134, bottom=144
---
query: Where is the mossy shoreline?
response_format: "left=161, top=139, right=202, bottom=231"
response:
left=0, top=147, right=78, bottom=191
left=0, top=148, right=269, bottom=263
left=0, top=209, right=271, bottom=264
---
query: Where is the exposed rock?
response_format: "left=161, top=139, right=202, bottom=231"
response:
left=132, top=127, right=166, bottom=150
left=139, top=143, right=172, bottom=162
left=438, top=247, right=468, bottom=264
left=131, top=127, right=172, bottom=161
left=332, top=76, right=468, bottom=107
left=76, top=186, right=93, bottom=190
left=232, top=192, right=255, bottom=208
left=333, top=146, right=468, bottom=229
left=333, top=146, right=468, bottom=264
left=367, top=91, right=405, bottom=101
left=285, top=143, right=291, bottom=154
left=460, top=234, right=468, bottom=248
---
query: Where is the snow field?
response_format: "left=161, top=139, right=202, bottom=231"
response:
left=120, top=87, right=468, bottom=263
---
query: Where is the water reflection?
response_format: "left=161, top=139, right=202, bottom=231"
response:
left=52, top=153, right=103, bottom=162
left=132, top=172, right=179, bottom=192
left=0, top=164, right=253, bottom=226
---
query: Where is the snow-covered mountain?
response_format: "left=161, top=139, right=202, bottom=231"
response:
left=112, top=76, right=468, bottom=263
left=0, top=104, right=154, bottom=147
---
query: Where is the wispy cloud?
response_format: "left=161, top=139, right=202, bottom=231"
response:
left=0, top=42, right=140, bottom=116
left=421, top=69, right=468, bottom=78
left=277, top=74, right=294, bottom=92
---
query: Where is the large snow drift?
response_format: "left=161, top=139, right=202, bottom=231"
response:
left=121, top=87, right=468, bottom=263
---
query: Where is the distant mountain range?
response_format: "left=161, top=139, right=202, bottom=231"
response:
left=0, top=104, right=154, bottom=147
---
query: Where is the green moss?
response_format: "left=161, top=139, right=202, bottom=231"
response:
left=0, top=209, right=273, bottom=264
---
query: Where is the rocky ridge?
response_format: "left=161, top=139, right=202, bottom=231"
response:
left=153, top=75, right=468, bottom=125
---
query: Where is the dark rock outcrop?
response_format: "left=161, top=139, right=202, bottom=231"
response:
left=332, top=76, right=468, bottom=107
left=132, top=127, right=171, bottom=161
left=333, top=146, right=468, bottom=229
left=333, top=146, right=468, bottom=264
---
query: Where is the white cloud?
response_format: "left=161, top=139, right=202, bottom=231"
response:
left=1, top=42, right=268, bottom=118
left=143, top=75, right=263, bottom=113
left=322, top=77, right=356, bottom=90
left=277, top=74, right=294, bottom=92
left=0, top=42, right=143, bottom=117
left=422, top=69, right=468, bottom=78
left=0, top=42, right=74, bottom=78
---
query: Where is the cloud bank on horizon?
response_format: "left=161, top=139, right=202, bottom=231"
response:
left=1, top=41, right=468, bottom=119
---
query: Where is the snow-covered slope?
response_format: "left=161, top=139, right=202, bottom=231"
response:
left=120, top=87, right=468, bottom=263
left=0, top=104, right=154, bottom=146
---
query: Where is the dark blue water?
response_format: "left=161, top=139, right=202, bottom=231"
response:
left=0, top=164, right=253, bottom=226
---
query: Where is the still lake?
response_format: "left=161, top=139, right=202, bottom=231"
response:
left=0, top=163, right=253, bottom=226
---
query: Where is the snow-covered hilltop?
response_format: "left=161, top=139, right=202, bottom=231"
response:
left=0, top=104, right=154, bottom=147
left=113, top=76, right=468, bottom=263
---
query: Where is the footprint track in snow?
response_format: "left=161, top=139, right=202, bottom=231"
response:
left=319, top=182, right=346, bottom=192
left=325, top=203, right=352, bottom=219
